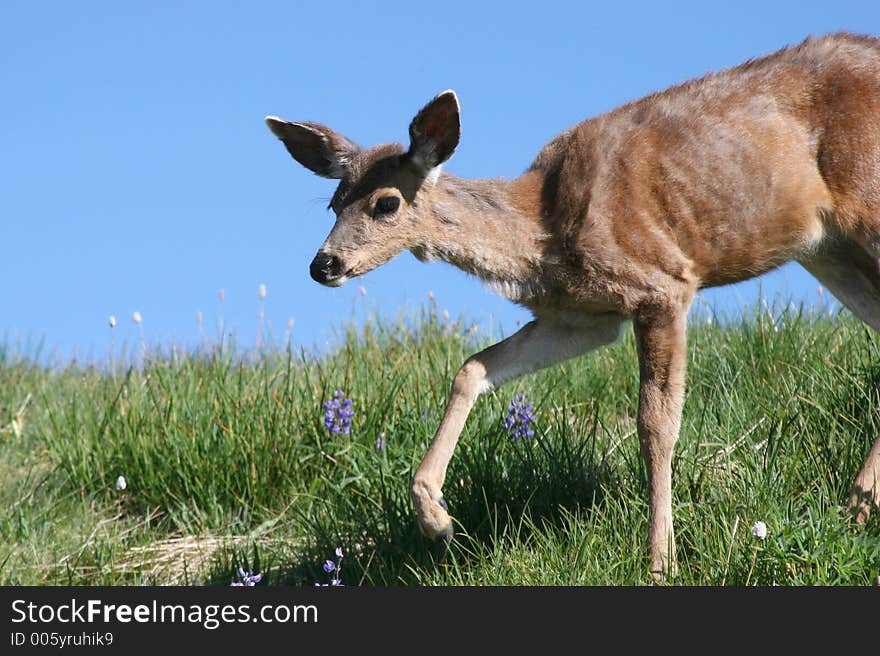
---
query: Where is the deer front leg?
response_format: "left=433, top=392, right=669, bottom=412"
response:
left=411, top=315, right=624, bottom=553
left=633, top=307, right=689, bottom=580
left=850, top=435, right=880, bottom=524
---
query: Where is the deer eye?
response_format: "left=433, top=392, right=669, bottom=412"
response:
left=374, top=195, right=400, bottom=217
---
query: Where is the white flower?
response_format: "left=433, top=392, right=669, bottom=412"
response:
left=115, top=475, right=127, bottom=491
left=751, top=520, right=768, bottom=541
left=108, top=315, right=117, bottom=328
left=359, top=285, right=366, bottom=296
left=258, top=283, right=267, bottom=300
left=218, top=288, right=225, bottom=302
left=196, top=311, right=203, bottom=326
left=132, top=311, right=142, bottom=325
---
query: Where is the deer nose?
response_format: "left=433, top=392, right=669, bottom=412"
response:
left=310, top=252, right=342, bottom=283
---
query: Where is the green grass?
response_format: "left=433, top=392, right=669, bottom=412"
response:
left=1, top=301, right=879, bottom=585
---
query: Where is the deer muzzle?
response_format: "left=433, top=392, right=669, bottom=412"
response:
left=309, top=252, right=350, bottom=287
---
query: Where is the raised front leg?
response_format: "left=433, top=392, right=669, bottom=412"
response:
left=633, top=307, right=689, bottom=579
left=411, top=315, right=624, bottom=553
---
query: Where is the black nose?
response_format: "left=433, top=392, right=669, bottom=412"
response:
left=310, top=252, right=341, bottom=283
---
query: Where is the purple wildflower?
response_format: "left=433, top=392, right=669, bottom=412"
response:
left=231, top=567, right=263, bottom=586
left=315, top=547, right=345, bottom=586
left=503, top=393, right=536, bottom=439
left=323, top=390, right=355, bottom=435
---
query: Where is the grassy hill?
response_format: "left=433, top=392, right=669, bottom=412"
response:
left=2, top=302, right=879, bottom=585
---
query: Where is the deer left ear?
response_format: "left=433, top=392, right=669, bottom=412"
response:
left=407, top=90, right=460, bottom=174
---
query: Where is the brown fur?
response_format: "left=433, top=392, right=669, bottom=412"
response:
left=267, top=33, right=880, bottom=578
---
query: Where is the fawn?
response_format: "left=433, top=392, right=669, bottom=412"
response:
left=266, top=32, right=880, bottom=578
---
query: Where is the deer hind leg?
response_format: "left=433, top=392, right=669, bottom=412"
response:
left=799, top=238, right=880, bottom=523
left=411, top=314, right=625, bottom=555
left=632, top=305, right=690, bottom=580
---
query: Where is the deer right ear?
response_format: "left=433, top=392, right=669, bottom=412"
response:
left=264, top=117, right=360, bottom=179
left=407, top=90, right=461, bottom=174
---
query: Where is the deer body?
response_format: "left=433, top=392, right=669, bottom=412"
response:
left=267, top=32, right=880, bottom=578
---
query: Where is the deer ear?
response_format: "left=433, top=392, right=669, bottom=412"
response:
left=407, top=90, right=460, bottom=173
left=264, top=117, right=360, bottom=179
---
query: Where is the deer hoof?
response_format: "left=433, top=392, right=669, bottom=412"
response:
left=411, top=479, right=453, bottom=548
left=649, top=559, right=677, bottom=583
left=848, top=487, right=875, bottom=525
left=851, top=502, right=871, bottom=526
left=433, top=525, right=454, bottom=562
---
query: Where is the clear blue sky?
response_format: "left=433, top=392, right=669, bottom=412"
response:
left=1, top=1, right=878, bottom=365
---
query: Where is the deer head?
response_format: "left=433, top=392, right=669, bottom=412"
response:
left=265, top=91, right=461, bottom=287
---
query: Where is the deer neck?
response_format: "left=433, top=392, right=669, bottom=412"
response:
left=412, top=171, right=549, bottom=301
